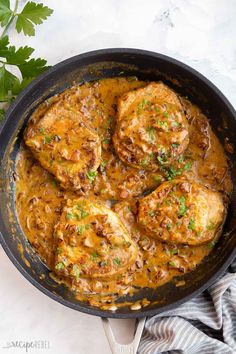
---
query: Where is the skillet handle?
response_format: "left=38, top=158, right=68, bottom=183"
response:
left=102, top=317, right=146, bottom=354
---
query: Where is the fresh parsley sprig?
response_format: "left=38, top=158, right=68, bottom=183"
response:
left=0, top=0, right=53, bottom=119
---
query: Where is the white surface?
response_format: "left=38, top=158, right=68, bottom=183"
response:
left=1, top=1, right=236, bottom=353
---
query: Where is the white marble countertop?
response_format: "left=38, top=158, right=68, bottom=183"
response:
left=1, top=1, right=236, bottom=353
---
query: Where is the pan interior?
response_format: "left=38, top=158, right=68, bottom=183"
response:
left=0, top=50, right=236, bottom=318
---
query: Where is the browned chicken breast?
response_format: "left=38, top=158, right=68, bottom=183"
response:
left=24, top=101, right=101, bottom=192
left=53, top=199, right=138, bottom=281
left=113, top=82, right=189, bottom=170
left=138, top=179, right=225, bottom=245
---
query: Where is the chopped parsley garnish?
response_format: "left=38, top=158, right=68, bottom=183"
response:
left=75, top=207, right=89, bottom=220
left=137, top=99, right=150, bottom=113
left=167, top=223, right=172, bottom=230
left=73, top=265, right=80, bottom=280
left=156, top=120, right=169, bottom=130
left=208, top=241, right=216, bottom=248
left=172, top=121, right=181, bottom=127
left=113, top=257, right=122, bottom=266
left=140, top=158, right=149, bottom=167
left=148, top=210, right=156, bottom=217
left=66, top=213, right=74, bottom=220
left=86, top=171, right=98, bottom=182
left=168, top=261, right=176, bottom=267
left=178, top=196, right=187, bottom=216
left=188, top=218, right=196, bottom=230
left=55, top=262, right=65, bottom=270
left=206, top=221, right=215, bottom=230
left=183, top=161, right=192, bottom=171
left=77, top=224, right=90, bottom=235
left=91, top=252, right=99, bottom=261
left=146, top=126, right=155, bottom=142
left=43, top=135, right=52, bottom=144
left=157, top=155, right=165, bottom=165
left=102, top=138, right=110, bottom=144
left=163, top=111, right=170, bottom=118
left=38, top=127, right=44, bottom=134
left=172, top=143, right=180, bottom=149
left=153, top=175, right=162, bottom=183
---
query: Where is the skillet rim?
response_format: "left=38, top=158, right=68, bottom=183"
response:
left=0, top=47, right=236, bottom=318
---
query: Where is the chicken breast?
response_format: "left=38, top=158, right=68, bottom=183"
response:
left=138, top=179, right=225, bottom=245
left=24, top=101, right=101, bottom=192
left=113, top=82, right=189, bottom=171
left=53, top=198, right=138, bottom=280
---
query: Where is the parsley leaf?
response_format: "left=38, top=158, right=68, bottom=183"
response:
left=0, top=66, right=18, bottom=101
left=188, top=218, right=196, bottom=230
left=86, top=170, right=97, bottom=183
left=0, top=0, right=12, bottom=27
left=178, top=196, right=187, bottom=216
left=0, top=41, right=34, bottom=64
left=16, top=2, right=53, bottom=36
left=18, top=58, right=49, bottom=78
left=113, top=257, right=122, bottom=266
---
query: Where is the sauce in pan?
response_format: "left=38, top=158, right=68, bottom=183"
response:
left=15, top=77, right=232, bottom=310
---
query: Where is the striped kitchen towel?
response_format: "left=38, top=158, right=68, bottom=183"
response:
left=139, top=259, right=236, bottom=354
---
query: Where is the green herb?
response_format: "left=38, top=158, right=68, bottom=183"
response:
left=113, top=257, right=122, bottom=265
left=146, top=126, right=155, bottom=142
left=43, top=135, right=52, bottom=144
left=75, top=207, right=89, bottom=220
left=38, top=127, right=44, bottom=134
left=51, top=179, right=57, bottom=187
left=164, top=199, right=172, bottom=206
left=206, top=221, right=215, bottom=231
left=163, top=111, right=170, bottom=118
left=100, top=160, right=108, bottom=173
left=178, top=196, right=187, bottom=216
left=137, top=99, right=150, bottom=113
left=167, top=223, right=172, bottom=230
left=77, top=224, right=90, bottom=235
left=170, top=249, right=178, bottom=255
left=86, top=171, right=97, bottom=182
left=188, top=218, right=196, bottom=230
left=172, top=121, right=181, bottom=127
left=172, top=143, right=179, bottom=149
left=148, top=210, right=156, bottom=217
left=66, top=213, right=73, bottom=220
left=157, top=156, right=164, bottom=165
left=102, top=138, right=110, bottom=145
left=208, top=241, right=216, bottom=248
left=153, top=175, right=161, bottom=183
left=178, top=156, right=184, bottom=163
left=55, top=262, right=65, bottom=270
left=0, top=1, right=53, bottom=111
left=156, top=120, right=169, bottom=130
left=73, top=265, right=80, bottom=280
left=15, top=2, right=53, bottom=36
left=183, top=161, right=192, bottom=171
left=168, top=261, right=176, bottom=267
left=140, top=158, right=148, bottom=167
left=91, top=252, right=99, bottom=261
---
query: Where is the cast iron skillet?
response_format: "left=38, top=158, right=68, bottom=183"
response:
left=0, top=48, right=236, bottom=320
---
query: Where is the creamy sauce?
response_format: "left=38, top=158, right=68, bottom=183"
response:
left=15, top=78, right=232, bottom=310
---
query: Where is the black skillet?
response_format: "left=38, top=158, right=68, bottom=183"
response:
left=0, top=49, right=236, bottom=349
